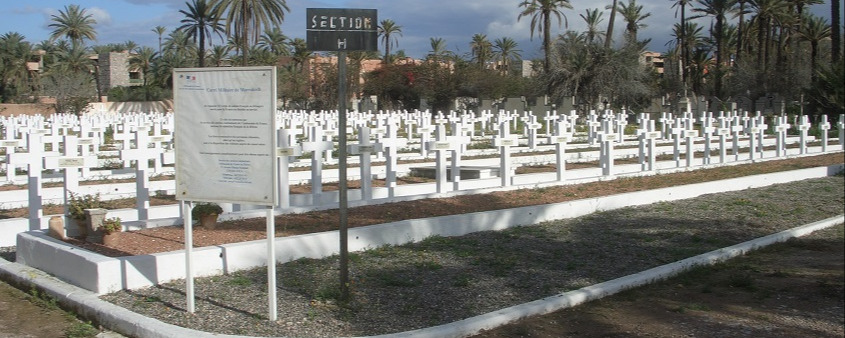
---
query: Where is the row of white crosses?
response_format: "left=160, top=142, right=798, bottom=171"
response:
left=5, top=109, right=843, bottom=225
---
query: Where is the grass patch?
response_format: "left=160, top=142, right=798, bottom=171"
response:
left=64, top=320, right=99, bottom=338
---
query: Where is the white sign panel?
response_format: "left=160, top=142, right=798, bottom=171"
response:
left=174, top=67, right=277, bottom=205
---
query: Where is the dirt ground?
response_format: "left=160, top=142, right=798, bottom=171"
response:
left=0, top=280, right=100, bottom=337
left=474, top=224, right=844, bottom=338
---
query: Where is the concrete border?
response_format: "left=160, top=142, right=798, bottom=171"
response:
left=3, top=216, right=842, bottom=338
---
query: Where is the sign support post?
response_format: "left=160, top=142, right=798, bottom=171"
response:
left=173, top=66, right=278, bottom=320
left=307, top=7, right=377, bottom=302
left=338, top=51, right=350, bottom=301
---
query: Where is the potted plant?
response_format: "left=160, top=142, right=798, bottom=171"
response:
left=67, top=192, right=104, bottom=238
left=192, top=202, right=223, bottom=229
left=100, top=217, right=122, bottom=246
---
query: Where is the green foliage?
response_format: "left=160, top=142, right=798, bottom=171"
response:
left=67, top=192, right=103, bottom=221
left=546, top=37, right=656, bottom=111
left=807, top=59, right=845, bottom=115
left=100, top=217, right=121, bottom=234
left=107, top=85, right=171, bottom=102
left=191, top=202, right=223, bottom=218
left=64, top=321, right=99, bottom=338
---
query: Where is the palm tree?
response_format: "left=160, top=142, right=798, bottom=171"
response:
left=0, top=32, right=35, bottom=101
left=618, top=0, right=652, bottom=43
left=427, top=37, right=448, bottom=62
left=800, top=15, right=832, bottom=78
left=733, top=0, right=751, bottom=65
left=208, top=45, right=232, bottom=66
left=152, top=26, right=167, bottom=55
left=123, top=40, right=138, bottom=53
left=210, top=0, right=290, bottom=66
left=832, top=0, right=841, bottom=61
left=378, top=19, right=402, bottom=63
left=750, top=0, right=790, bottom=70
left=606, top=0, right=619, bottom=48
left=470, top=33, right=493, bottom=69
left=580, top=9, right=605, bottom=44
left=493, top=37, right=522, bottom=75
left=670, top=0, right=694, bottom=86
left=692, top=0, right=737, bottom=98
left=164, top=29, right=196, bottom=62
left=258, top=27, right=289, bottom=56
left=347, top=50, right=378, bottom=98
left=130, top=46, right=158, bottom=100
left=177, top=0, right=225, bottom=67
left=518, top=0, right=573, bottom=73
left=48, top=5, right=97, bottom=47
left=54, top=43, right=94, bottom=74
left=289, top=38, right=311, bottom=73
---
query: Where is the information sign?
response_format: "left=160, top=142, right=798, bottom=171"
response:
left=173, top=67, right=277, bottom=205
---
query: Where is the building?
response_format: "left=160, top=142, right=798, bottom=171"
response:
left=640, top=51, right=665, bottom=75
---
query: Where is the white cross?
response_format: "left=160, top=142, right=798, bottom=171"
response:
left=797, top=115, right=811, bottom=154
left=348, top=126, right=383, bottom=201
left=426, top=124, right=467, bottom=193
left=639, top=120, right=661, bottom=171
left=774, top=115, right=791, bottom=157
left=818, top=115, right=831, bottom=152
left=550, top=120, right=573, bottom=181
left=119, top=126, right=159, bottom=221
left=493, top=122, right=519, bottom=187
left=599, top=119, right=618, bottom=176
left=837, top=114, right=845, bottom=150
left=276, top=128, right=302, bottom=209
left=301, top=125, right=334, bottom=201
left=525, top=114, right=543, bottom=149
left=6, top=132, right=58, bottom=229
left=1, top=138, right=22, bottom=183
left=380, top=120, right=408, bottom=198
left=43, top=135, right=98, bottom=229
left=683, top=122, right=699, bottom=167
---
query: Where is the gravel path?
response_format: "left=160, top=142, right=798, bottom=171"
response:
left=99, top=175, right=845, bottom=337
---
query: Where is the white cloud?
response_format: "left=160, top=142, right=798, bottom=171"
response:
left=88, top=7, right=113, bottom=27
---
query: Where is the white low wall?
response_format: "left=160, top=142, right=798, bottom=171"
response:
left=15, top=164, right=843, bottom=295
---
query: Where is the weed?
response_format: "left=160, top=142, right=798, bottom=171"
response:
left=28, top=287, right=59, bottom=310
left=348, top=252, right=362, bottom=264
left=727, top=272, right=756, bottom=291
left=315, top=284, right=341, bottom=301
left=374, top=271, right=419, bottom=287
left=452, top=274, right=472, bottom=287
left=227, top=275, right=252, bottom=286
left=64, top=320, right=99, bottom=338
left=732, top=198, right=752, bottom=206
left=414, top=259, right=443, bottom=271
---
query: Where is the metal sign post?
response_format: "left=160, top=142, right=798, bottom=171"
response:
left=307, top=8, right=377, bottom=301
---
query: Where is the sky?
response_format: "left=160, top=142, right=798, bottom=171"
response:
left=1, top=0, right=837, bottom=60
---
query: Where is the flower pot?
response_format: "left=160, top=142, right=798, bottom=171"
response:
left=69, top=218, right=88, bottom=238
left=199, top=214, right=219, bottom=229
left=103, top=232, right=120, bottom=247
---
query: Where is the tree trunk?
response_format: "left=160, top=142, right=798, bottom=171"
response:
left=605, top=0, right=618, bottom=49
left=543, top=8, right=552, bottom=73
left=833, top=0, right=841, bottom=61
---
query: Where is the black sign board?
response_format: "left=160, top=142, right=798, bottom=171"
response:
left=306, top=8, right=378, bottom=52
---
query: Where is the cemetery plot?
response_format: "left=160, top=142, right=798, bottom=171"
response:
left=47, top=153, right=843, bottom=257
left=99, top=175, right=844, bottom=337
